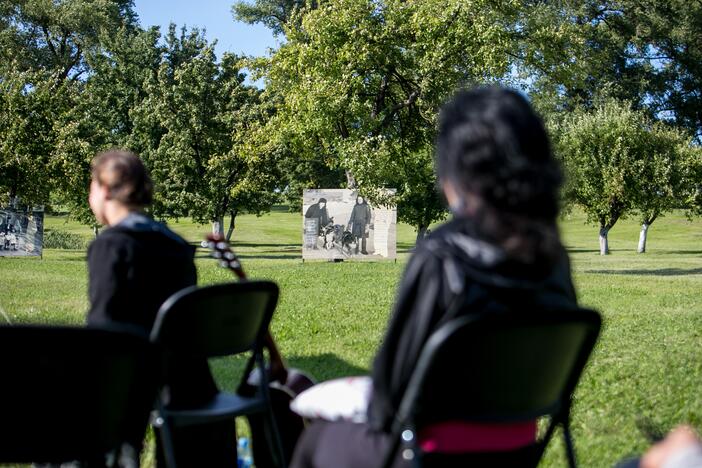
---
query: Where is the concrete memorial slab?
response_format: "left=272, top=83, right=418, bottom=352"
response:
left=0, top=208, right=44, bottom=257
left=302, top=189, right=396, bottom=261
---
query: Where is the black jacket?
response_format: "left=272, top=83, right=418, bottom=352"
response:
left=87, top=213, right=216, bottom=407
left=367, top=217, right=577, bottom=431
left=87, top=213, right=196, bottom=334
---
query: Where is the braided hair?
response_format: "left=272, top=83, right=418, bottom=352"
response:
left=436, top=87, right=563, bottom=264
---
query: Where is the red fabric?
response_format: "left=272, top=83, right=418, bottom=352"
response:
left=419, top=421, right=537, bottom=453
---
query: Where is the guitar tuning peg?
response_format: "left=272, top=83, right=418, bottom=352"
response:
left=219, top=260, right=229, bottom=268
left=216, top=242, right=227, bottom=250
left=224, top=252, right=235, bottom=260
left=200, top=240, right=209, bottom=248
left=230, top=260, right=241, bottom=269
left=213, top=251, right=222, bottom=259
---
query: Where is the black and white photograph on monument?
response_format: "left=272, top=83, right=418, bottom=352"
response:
left=0, top=208, right=44, bottom=257
left=302, top=189, right=396, bottom=260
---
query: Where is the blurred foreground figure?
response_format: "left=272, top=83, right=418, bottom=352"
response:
left=619, top=426, right=702, bottom=468
left=87, top=150, right=236, bottom=467
left=643, top=427, right=702, bottom=468
left=291, top=87, right=578, bottom=467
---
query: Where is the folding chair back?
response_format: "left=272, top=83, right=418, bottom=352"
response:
left=385, top=308, right=601, bottom=468
left=150, top=281, right=278, bottom=358
left=149, top=280, right=285, bottom=468
left=0, top=326, right=158, bottom=464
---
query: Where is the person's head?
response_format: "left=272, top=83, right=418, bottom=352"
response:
left=318, top=198, right=327, bottom=208
left=356, top=196, right=364, bottom=204
left=89, top=150, right=153, bottom=226
left=436, top=87, right=563, bottom=262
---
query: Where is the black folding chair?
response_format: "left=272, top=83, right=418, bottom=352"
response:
left=0, top=325, right=158, bottom=465
left=380, top=308, right=601, bottom=468
left=150, top=280, right=286, bottom=468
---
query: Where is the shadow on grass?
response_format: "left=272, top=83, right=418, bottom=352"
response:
left=286, top=353, right=369, bottom=382
left=585, top=267, right=702, bottom=276
left=195, top=252, right=301, bottom=260
left=237, top=254, right=301, bottom=260
left=657, top=250, right=702, bottom=255
left=232, top=243, right=300, bottom=249
left=566, top=248, right=602, bottom=254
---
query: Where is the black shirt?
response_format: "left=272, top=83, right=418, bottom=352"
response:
left=87, top=213, right=215, bottom=406
left=367, top=217, right=578, bottom=431
left=87, top=213, right=197, bottom=333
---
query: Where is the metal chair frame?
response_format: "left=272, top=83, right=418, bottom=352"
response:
left=380, top=308, right=601, bottom=468
left=0, top=325, right=158, bottom=465
left=150, top=280, right=286, bottom=468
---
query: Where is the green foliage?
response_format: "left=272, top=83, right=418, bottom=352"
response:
left=0, top=0, right=137, bottom=81
left=554, top=99, right=700, bottom=231
left=0, top=70, right=72, bottom=206
left=232, top=0, right=313, bottom=36
left=518, top=1, right=702, bottom=141
left=0, top=0, right=138, bottom=212
left=50, top=26, right=163, bottom=226
left=258, top=0, right=516, bottom=231
left=43, top=229, right=88, bottom=249
left=132, top=26, right=278, bottom=231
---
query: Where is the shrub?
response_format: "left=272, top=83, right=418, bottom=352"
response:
left=43, top=230, right=88, bottom=250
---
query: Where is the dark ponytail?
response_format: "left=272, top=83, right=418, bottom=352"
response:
left=436, top=87, right=563, bottom=264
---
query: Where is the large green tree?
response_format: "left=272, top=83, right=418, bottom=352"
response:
left=518, top=1, right=702, bottom=141
left=0, top=71, right=71, bottom=206
left=136, top=28, right=277, bottom=239
left=553, top=99, right=699, bottom=255
left=51, top=26, right=162, bottom=227
left=0, top=0, right=137, bottom=81
left=0, top=0, right=139, bottom=209
left=630, top=131, right=702, bottom=253
left=255, top=0, right=515, bottom=238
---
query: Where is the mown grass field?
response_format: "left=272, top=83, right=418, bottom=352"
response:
left=1, top=208, right=700, bottom=467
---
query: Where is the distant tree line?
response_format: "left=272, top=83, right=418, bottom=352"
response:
left=1, top=0, right=700, bottom=250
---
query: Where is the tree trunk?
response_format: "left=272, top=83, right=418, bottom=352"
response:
left=599, top=226, right=610, bottom=255
left=212, top=216, right=224, bottom=236
left=225, top=210, right=238, bottom=242
left=637, top=213, right=657, bottom=254
left=416, top=225, right=428, bottom=243
left=345, top=170, right=357, bottom=189
left=92, top=225, right=99, bottom=238
left=637, top=222, right=650, bottom=253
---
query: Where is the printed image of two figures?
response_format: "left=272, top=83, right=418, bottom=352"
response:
left=305, top=195, right=372, bottom=256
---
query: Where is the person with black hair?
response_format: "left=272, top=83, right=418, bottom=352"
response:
left=87, top=149, right=236, bottom=467
left=290, top=87, right=577, bottom=467
left=305, top=198, right=331, bottom=232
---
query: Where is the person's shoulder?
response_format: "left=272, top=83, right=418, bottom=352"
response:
left=413, top=218, right=463, bottom=256
left=89, top=226, right=136, bottom=249
left=87, top=227, right=136, bottom=262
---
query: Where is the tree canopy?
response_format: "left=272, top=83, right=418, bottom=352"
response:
left=553, top=98, right=700, bottom=254
left=1, top=0, right=700, bottom=247
left=254, top=0, right=516, bottom=234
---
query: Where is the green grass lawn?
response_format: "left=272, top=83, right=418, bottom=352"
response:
left=1, top=209, right=700, bottom=467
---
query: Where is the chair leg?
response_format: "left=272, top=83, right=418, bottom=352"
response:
left=154, top=410, right=178, bottom=468
left=379, top=435, right=401, bottom=468
left=563, top=423, right=577, bottom=468
left=264, top=403, right=288, bottom=468
left=256, top=353, right=287, bottom=468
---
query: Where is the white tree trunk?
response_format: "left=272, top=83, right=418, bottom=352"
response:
left=637, top=223, right=650, bottom=253
left=212, top=217, right=224, bottom=236
left=93, top=226, right=99, bottom=238
left=599, top=227, right=610, bottom=255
